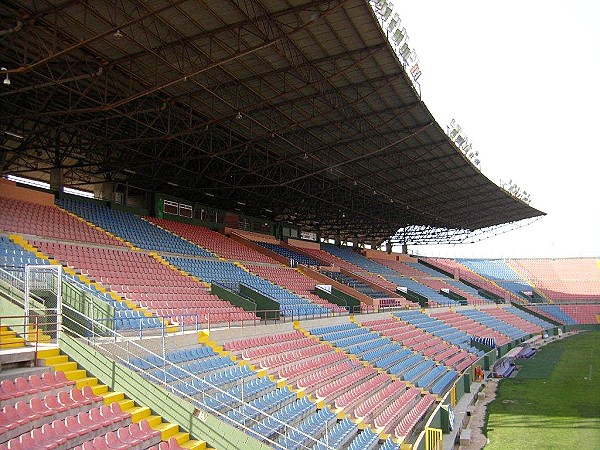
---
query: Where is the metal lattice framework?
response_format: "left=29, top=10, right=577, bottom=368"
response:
left=0, top=0, right=544, bottom=245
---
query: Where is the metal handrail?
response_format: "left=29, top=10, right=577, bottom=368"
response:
left=59, top=301, right=339, bottom=450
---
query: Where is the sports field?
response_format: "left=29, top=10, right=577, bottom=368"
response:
left=485, top=331, right=600, bottom=450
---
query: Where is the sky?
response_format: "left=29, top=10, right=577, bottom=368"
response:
left=387, top=1, right=600, bottom=259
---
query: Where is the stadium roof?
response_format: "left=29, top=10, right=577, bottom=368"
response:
left=0, top=0, right=544, bottom=244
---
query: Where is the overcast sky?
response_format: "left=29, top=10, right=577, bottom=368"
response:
left=389, top=1, right=600, bottom=258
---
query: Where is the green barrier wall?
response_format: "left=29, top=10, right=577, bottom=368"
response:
left=211, top=283, right=257, bottom=312
left=61, top=280, right=114, bottom=336
left=401, top=289, right=428, bottom=307
left=498, top=342, right=512, bottom=357
left=463, top=372, right=471, bottom=394
left=453, top=372, right=466, bottom=398
left=457, top=278, right=504, bottom=302
left=313, top=287, right=360, bottom=312
left=331, top=287, right=361, bottom=311
left=566, top=323, right=600, bottom=331
left=511, top=303, right=563, bottom=327
left=439, top=290, right=467, bottom=305
left=59, top=335, right=271, bottom=450
left=239, top=285, right=280, bottom=320
left=0, top=293, right=28, bottom=331
left=418, top=259, right=454, bottom=278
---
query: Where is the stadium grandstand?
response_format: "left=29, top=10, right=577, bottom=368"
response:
left=0, top=1, right=598, bottom=450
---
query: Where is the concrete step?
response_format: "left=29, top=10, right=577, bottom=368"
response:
left=180, top=441, right=207, bottom=450
left=170, top=431, right=190, bottom=445
left=144, top=415, right=164, bottom=428
left=127, top=406, right=151, bottom=423
left=42, top=355, right=69, bottom=366
left=91, top=384, right=109, bottom=395
left=37, top=348, right=60, bottom=359
left=101, top=391, right=125, bottom=404
left=51, top=361, right=78, bottom=372
left=117, top=398, right=135, bottom=411
left=154, top=422, right=180, bottom=440
left=73, top=376, right=98, bottom=389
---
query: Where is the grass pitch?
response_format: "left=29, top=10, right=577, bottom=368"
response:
left=485, top=331, right=600, bottom=450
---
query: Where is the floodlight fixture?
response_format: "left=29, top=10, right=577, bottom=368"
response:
left=1, top=67, right=9, bottom=85
left=5, top=131, right=23, bottom=139
left=399, top=42, right=411, bottom=61
left=381, top=5, right=392, bottom=20
left=388, top=13, right=400, bottom=31
left=410, top=63, right=422, bottom=81
left=392, top=27, right=405, bottom=45
left=375, top=0, right=387, bottom=10
left=409, top=49, right=419, bottom=64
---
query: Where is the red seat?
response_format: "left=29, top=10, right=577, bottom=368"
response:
left=135, top=420, right=160, bottom=439
left=57, top=390, right=77, bottom=410
left=116, top=426, right=142, bottom=447
left=109, top=402, right=130, bottom=421
left=0, top=380, right=18, bottom=402
left=104, top=430, right=129, bottom=449
left=28, top=375, right=52, bottom=393
left=64, top=415, right=88, bottom=437
left=29, top=397, right=54, bottom=418
left=79, top=410, right=103, bottom=432
left=44, top=394, right=69, bottom=415
left=91, top=435, right=111, bottom=450
left=31, top=427, right=59, bottom=449
left=51, top=418, right=79, bottom=440
left=14, top=401, right=40, bottom=423
left=14, top=378, right=36, bottom=396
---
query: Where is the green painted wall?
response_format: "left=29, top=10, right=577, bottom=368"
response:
left=61, top=280, right=114, bottom=336
left=313, top=287, right=359, bottom=312
left=211, top=283, right=257, bottom=312
left=239, top=285, right=279, bottom=320
left=512, top=303, right=562, bottom=327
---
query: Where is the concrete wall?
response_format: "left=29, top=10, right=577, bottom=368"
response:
left=0, top=179, right=55, bottom=206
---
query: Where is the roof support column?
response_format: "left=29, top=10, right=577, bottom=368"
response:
left=49, top=167, right=63, bottom=192
left=94, top=181, right=115, bottom=202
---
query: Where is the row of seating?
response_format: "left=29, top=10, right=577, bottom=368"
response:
left=428, top=310, right=512, bottom=347
left=361, top=317, right=478, bottom=372
left=428, top=258, right=514, bottom=301
left=145, top=217, right=278, bottom=264
left=57, top=198, right=213, bottom=257
left=1, top=394, right=132, bottom=449
left=225, top=325, right=437, bottom=436
left=165, top=256, right=334, bottom=317
left=0, top=372, right=74, bottom=408
left=509, top=258, right=600, bottom=302
left=526, top=303, right=600, bottom=325
left=256, top=242, right=323, bottom=267
left=0, top=197, right=125, bottom=248
left=35, top=241, right=257, bottom=327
